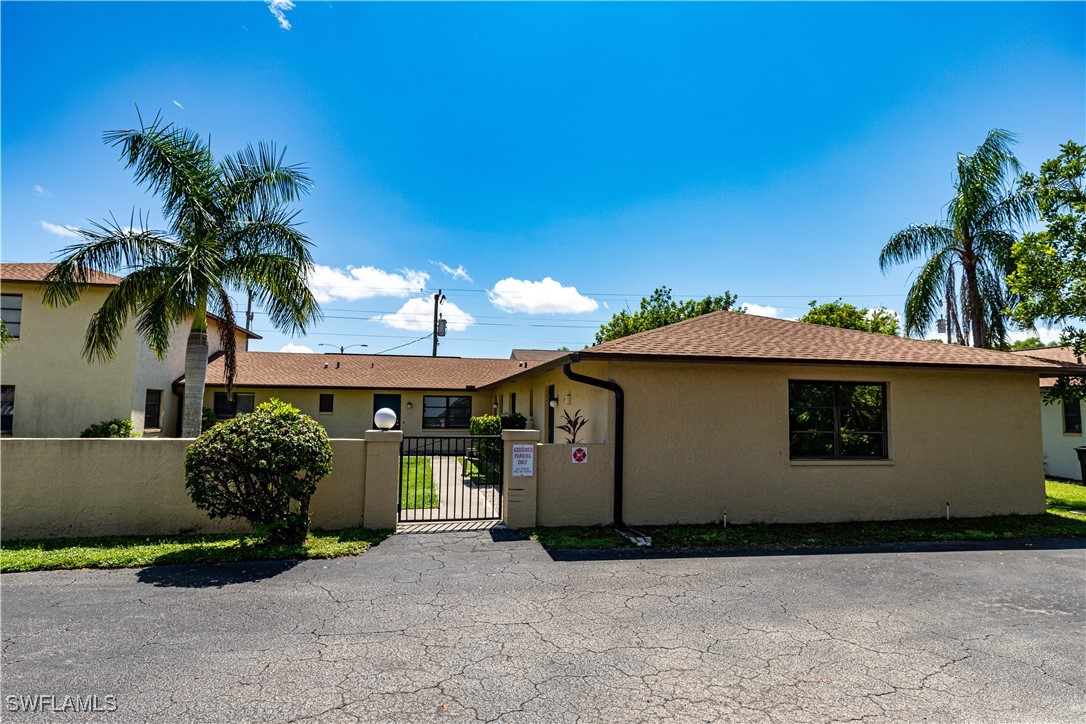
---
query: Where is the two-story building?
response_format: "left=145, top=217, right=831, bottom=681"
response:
left=0, top=263, right=257, bottom=437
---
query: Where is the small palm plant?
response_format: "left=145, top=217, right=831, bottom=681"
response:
left=558, top=409, right=589, bottom=444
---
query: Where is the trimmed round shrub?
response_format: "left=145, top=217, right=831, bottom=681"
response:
left=80, top=418, right=136, bottom=438
left=185, top=398, right=332, bottom=544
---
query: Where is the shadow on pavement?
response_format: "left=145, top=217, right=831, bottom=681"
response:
left=544, top=537, right=1086, bottom=562
left=136, top=559, right=302, bottom=588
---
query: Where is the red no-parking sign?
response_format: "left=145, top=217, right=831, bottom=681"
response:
left=571, top=446, right=588, bottom=464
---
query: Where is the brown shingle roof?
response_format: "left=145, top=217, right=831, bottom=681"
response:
left=1011, top=346, right=1083, bottom=387
left=197, top=352, right=544, bottom=389
left=576, top=310, right=1086, bottom=373
left=0, top=262, right=123, bottom=286
left=510, top=349, right=568, bottom=362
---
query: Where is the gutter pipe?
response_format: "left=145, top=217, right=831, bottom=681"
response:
left=563, top=356, right=647, bottom=544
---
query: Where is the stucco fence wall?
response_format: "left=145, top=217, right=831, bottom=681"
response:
left=0, top=438, right=375, bottom=540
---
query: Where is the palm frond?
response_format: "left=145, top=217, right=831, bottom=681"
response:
left=226, top=253, right=321, bottom=335
left=210, top=287, right=238, bottom=397
left=902, top=248, right=954, bottom=337
left=219, top=141, right=313, bottom=214
left=879, top=224, right=956, bottom=273
left=103, top=112, right=220, bottom=235
left=41, top=218, right=176, bottom=308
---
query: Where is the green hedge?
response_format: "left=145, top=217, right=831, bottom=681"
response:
left=80, top=418, right=136, bottom=438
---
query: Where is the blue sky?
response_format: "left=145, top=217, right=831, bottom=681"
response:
left=3, top=1, right=1083, bottom=357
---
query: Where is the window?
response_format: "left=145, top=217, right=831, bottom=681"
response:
left=213, top=392, right=255, bottom=419
left=144, top=389, right=162, bottom=430
left=1, top=386, right=13, bottom=435
left=319, top=393, right=334, bottom=413
left=510, top=392, right=517, bottom=414
left=1064, top=400, right=1083, bottom=434
left=423, top=395, right=472, bottom=429
left=789, top=381, right=888, bottom=460
left=1, top=294, right=22, bottom=338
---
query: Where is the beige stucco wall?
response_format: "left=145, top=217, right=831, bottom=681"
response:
left=511, top=360, right=1046, bottom=526
left=535, top=443, right=613, bottom=526
left=200, top=387, right=494, bottom=438
left=0, top=282, right=138, bottom=437
left=0, top=438, right=367, bottom=539
left=492, top=362, right=611, bottom=444
left=1040, top=397, right=1084, bottom=480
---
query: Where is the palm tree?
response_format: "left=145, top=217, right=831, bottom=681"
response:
left=879, top=129, right=1034, bottom=348
left=42, top=112, right=321, bottom=436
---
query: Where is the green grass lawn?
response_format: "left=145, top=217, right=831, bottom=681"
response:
left=528, top=480, right=1086, bottom=551
left=1046, top=479, right=1086, bottom=511
left=0, top=528, right=392, bottom=574
left=459, top=457, right=501, bottom=486
left=400, top=455, right=438, bottom=510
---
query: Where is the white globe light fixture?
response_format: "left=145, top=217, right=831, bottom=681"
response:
left=373, top=407, right=397, bottom=431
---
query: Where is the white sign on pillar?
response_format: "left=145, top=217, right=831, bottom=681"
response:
left=511, top=443, right=535, bottom=477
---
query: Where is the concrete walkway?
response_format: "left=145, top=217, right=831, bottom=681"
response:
left=2, top=534, right=1084, bottom=722
left=399, top=455, right=501, bottom=523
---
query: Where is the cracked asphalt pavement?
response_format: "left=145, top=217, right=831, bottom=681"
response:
left=2, top=530, right=1084, bottom=722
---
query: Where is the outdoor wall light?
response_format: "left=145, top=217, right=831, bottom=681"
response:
left=406, top=401, right=413, bottom=409
left=549, top=398, right=558, bottom=408
left=373, top=407, right=397, bottom=430
left=492, top=402, right=499, bottom=410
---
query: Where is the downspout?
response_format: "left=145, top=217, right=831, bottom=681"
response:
left=563, top=357, right=649, bottom=545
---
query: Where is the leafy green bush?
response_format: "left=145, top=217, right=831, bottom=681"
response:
left=469, top=414, right=502, bottom=467
left=500, top=411, right=528, bottom=430
left=80, top=418, right=136, bottom=438
left=185, top=398, right=332, bottom=544
left=201, top=408, right=219, bottom=432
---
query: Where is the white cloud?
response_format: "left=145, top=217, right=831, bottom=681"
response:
left=376, top=298, right=476, bottom=332
left=172, top=99, right=185, bottom=110
left=308, top=264, right=429, bottom=303
left=34, top=184, right=50, bottom=196
left=279, top=342, right=314, bottom=353
left=488, top=277, right=598, bottom=315
left=40, top=220, right=80, bottom=239
left=266, top=0, right=295, bottom=30
left=430, top=260, right=473, bottom=283
left=740, top=302, right=781, bottom=318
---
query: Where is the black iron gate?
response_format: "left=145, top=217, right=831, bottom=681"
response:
left=398, top=436, right=503, bottom=522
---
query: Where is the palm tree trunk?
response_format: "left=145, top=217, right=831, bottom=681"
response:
left=961, top=259, right=987, bottom=348
left=182, top=331, right=209, bottom=437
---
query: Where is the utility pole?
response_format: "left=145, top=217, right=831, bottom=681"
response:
left=432, top=289, right=446, bottom=357
left=245, top=288, right=254, bottom=331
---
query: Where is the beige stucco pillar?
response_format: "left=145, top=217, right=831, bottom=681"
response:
left=502, top=429, right=541, bottom=529
left=363, top=429, right=402, bottom=530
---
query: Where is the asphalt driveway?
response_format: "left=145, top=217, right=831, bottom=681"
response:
left=2, top=530, right=1084, bottom=723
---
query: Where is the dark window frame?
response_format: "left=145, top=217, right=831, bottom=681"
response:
left=144, top=389, right=162, bottom=430
left=1, top=385, right=13, bottom=435
left=1, top=294, right=22, bottom=339
left=1063, top=399, right=1083, bottom=435
left=789, top=381, right=889, bottom=460
left=319, top=393, right=334, bottom=414
left=213, top=391, right=255, bottom=419
left=422, top=395, right=472, bottom=429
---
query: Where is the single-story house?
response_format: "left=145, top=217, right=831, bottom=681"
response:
left=183, top=310, right=1085, bottom=525
left=1012, top=345, right=1084, bottom=481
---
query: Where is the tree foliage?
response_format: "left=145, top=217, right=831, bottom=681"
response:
left=595, top=286, right=741, bottom=343
left=41, top=111, right=321, bottom=436
left=797, top=300, right=899, bottom=335
left=1007, top=140, right=1086, bottom=402
left=1008, top=141, right=1086, bottom=351
left=879, top=129, right=1033, bottom=348
left=185, top=398, right=332, bottom=544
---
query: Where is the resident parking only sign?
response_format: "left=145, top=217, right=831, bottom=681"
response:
left=511, top=444, right=534, bottom=477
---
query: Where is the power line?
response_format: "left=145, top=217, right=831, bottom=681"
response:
left=374, top=333, right=434, bottom=355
